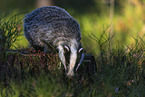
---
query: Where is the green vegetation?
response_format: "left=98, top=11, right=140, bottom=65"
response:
left=77, top=1, right=145, bottom=55
left=0, top=0, right=145, bottom=97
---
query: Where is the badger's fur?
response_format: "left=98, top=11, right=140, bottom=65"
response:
left=23, top=6, right=84, bottom=76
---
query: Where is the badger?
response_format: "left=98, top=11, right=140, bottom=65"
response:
left=23, top=6, right=84, bottom=76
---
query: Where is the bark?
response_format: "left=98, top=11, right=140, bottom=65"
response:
left=36, top=0, right=53, bottom=8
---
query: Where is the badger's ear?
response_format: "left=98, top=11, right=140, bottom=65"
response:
left=79, top=48, right=83, bottom=53
left=64, top=45, right=69, bottom=52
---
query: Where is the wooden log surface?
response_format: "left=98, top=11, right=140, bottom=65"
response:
left=3, top=49, right=97, bottom=80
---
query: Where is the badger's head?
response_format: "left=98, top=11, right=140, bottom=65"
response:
left=57, top=39, right=84, bottom=77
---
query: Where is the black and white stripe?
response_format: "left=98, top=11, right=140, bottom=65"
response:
left=24, top=6, right=84, bottom=76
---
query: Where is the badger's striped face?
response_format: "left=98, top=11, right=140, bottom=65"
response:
left=64, top=46, right=84, bottom=76
left=58, top=39, right=84, bottom=77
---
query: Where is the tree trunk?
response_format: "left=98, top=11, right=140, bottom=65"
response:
left=110, top=0, right=114, bottom=33
left=36, top=0, right=53, bottom=8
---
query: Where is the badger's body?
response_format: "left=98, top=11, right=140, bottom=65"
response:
left=24, top=6, right=84, bottom=76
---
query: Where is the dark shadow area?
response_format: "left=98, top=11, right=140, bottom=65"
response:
left=54, top=0, right=98, bottom=14
left=0, top=0, right=35, bottom=14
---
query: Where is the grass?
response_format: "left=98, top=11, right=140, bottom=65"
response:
left=74, top=1, right=145, bottom=56
left=0, top=4, right=145, bottom=97
left=1, top=44, right=145, bottom=97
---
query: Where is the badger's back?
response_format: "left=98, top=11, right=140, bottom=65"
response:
left=24, top=6, right=81, bottom=50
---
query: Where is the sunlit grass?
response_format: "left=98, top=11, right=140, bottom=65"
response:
left=0, top=13, right=29, bottom=50
left=74, top=2, right=145, bottom=55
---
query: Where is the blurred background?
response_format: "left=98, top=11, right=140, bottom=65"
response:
left=0, top=0, right=145, bottom=55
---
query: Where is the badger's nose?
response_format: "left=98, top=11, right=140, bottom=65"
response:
left=66, top=71, right=75, bottom=77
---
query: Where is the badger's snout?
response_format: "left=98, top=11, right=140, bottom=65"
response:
left=66, top=53, right=84, bottom=77
left=58, top=43, right=84, bottom=77
left=67, top=70, right=75, bottom=76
